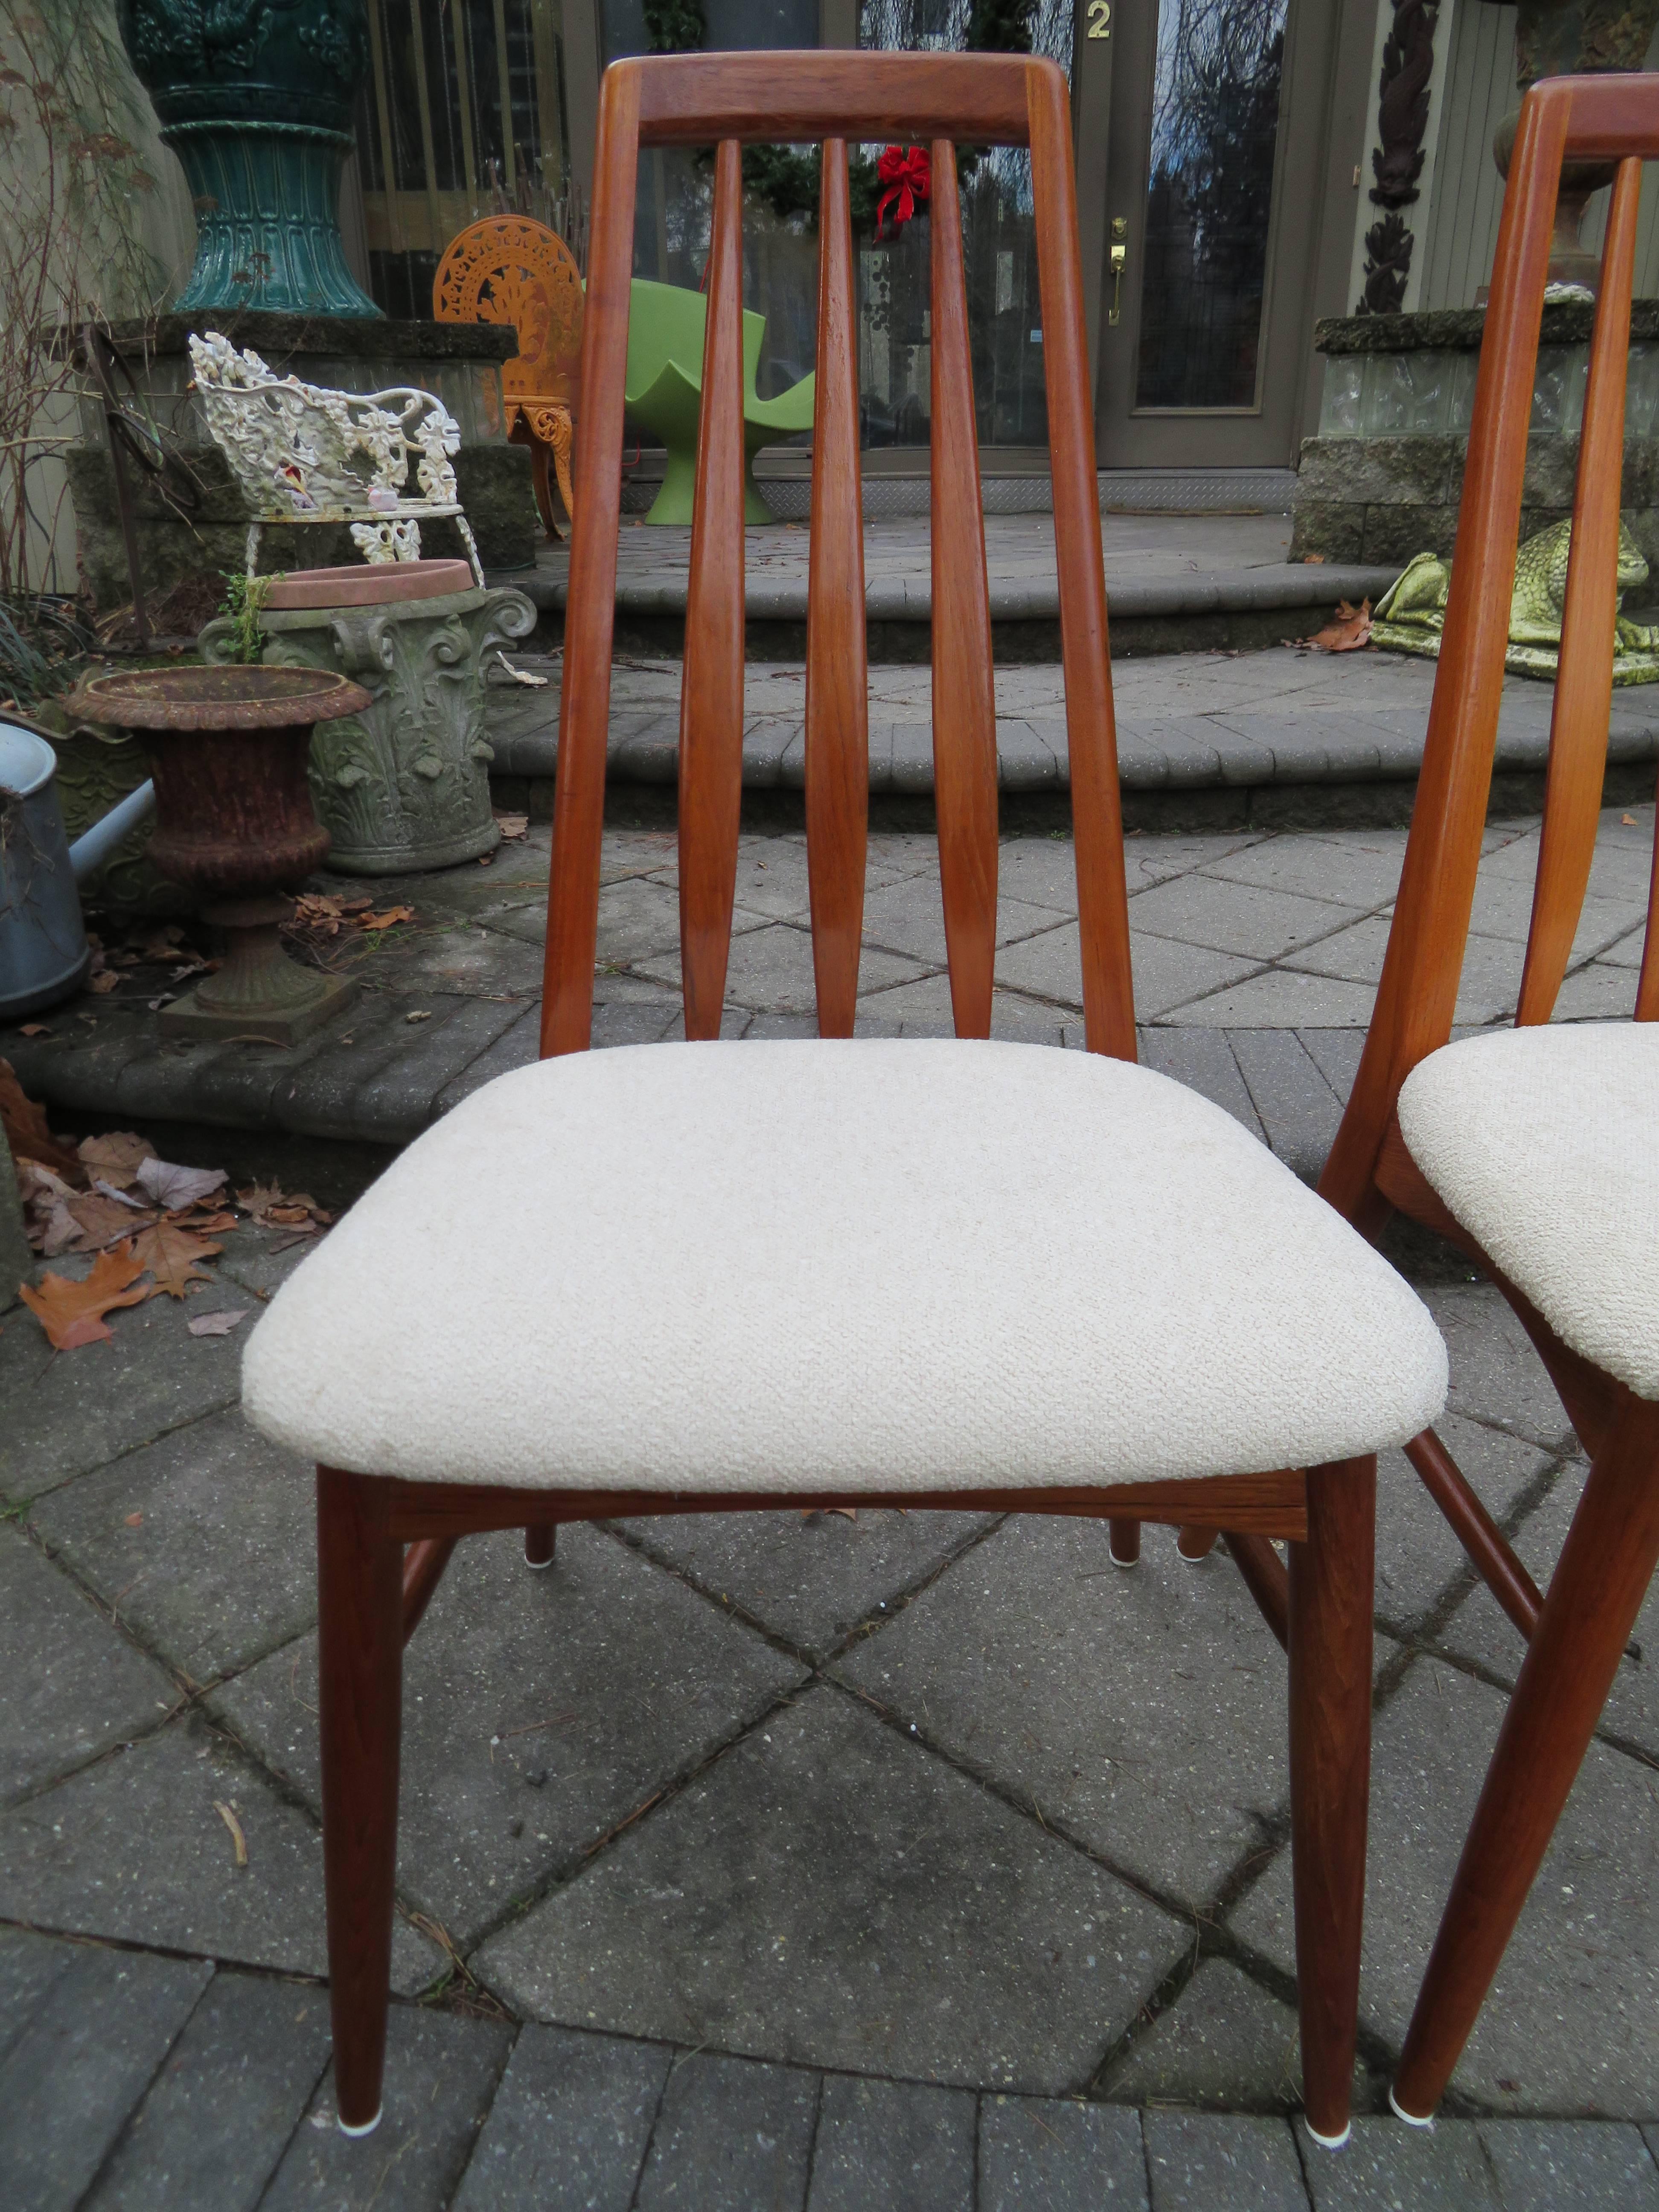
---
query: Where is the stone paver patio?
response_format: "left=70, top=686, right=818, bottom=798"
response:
left=3, top=809, right=1657, bottom=2207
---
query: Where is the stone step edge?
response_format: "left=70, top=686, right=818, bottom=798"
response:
left=489, top=705, right=1659, bottom=796
left=496, top=563, right=1400, bottom=624
left=0, top=1010, right=1362, bottom=1185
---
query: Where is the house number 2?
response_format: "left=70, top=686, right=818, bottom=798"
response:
left=1086, top=0, right=1110, bottom=36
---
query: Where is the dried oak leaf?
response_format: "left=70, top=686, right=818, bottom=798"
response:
left=64, top=1191, right=156, bottom=1253
left=78, top=1131, right=158, bottom=1188
left=20, top=1242, right=154, bottom=1349
left=15, top=1159, right=82, bottom=1256
left=136, top=1156, right=228, bottom=1210
left=358, top=905, right=416, bottom=931
left=131, top=1220, right=222, bottom=1298
left=1306, top=598, right=1372, bottom=653
left=494, top=812, right=530, bottom=840
left=0, top=1060, right=82, bottom=1179
left=189, top=1308, right=248, bottom=1337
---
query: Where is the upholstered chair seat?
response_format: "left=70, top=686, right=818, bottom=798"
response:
left=244, top=1038, right=1447, bottom=1489
left=1398, top=1022, right=1659, bottom=1400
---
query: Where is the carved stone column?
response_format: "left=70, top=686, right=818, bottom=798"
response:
left=200, top=584, right=538, bottom=874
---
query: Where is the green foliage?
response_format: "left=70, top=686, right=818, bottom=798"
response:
left=215, top=570, right=280, bottom=665
left=643, top=0, right=705, bottom=52
left=964, top=0, right=1034, bottom=51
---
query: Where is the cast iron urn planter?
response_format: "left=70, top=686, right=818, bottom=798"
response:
left=73, top=664, right=372, bottom=1045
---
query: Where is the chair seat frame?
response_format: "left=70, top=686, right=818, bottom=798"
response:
left=312, top=51, right=1383, bottom=2150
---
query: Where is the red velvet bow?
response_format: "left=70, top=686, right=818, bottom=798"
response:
left=875, top=144, right=930, bottom=240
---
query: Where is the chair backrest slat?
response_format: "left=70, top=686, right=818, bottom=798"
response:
left=1028, top=61, right=1135, bottom=1059
left=541, top=62, right=641, bottom=1059
left=804, top=138, right=869, bottom=1039
left=677, top=138, right=748, bottom=1040
left=928, top=138, right=998, bottom=1040
left=541, top=52, right=1136, bottom=1059
left=1319, top=74, right=1659, bottom=1226
left=1517, top=156, right=1643, bottom=1026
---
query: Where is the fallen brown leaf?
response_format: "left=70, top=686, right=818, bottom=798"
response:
left=86, top=969, right=120, bottom=995
left=18, top=1023, right=49, bottom=1037
left=188, top=1308, right=248, bottom=1337
left=1623, top=813, right=1639, bottom=826
left=78, top=1131, right=157, bottom=1188
left=1305, top=598, right=1372, bottom=652
left=214, top=1799, right=249, bottom=1868
left=0, top=1061, right=82, bottom=1178
left=131, top=1220, right=222, bottom=1298
left=494, top=812, right=530, bottom=840
left=64, top=1191, right=156, bottom=1253
left=1301, top=552, right=1327, bottom=564
left=124, top=1511, right=143, bottom=1526
left=20, top=1242, right=154, bottom=1349
left=359, top=905, right=416, bottom=931
left=136, top=1157, right=228, bottom=1210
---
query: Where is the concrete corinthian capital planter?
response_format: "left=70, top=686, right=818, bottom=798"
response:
left=200, top=561, right=538, bottom=875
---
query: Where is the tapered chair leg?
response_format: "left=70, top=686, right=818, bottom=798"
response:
left=1287, top=1454, right=1375, bottom=2149
left=1177, top=1523, right=1218, bottom=1562
left=318, top=1465, right=405, bottom=2136
left=525, top=1523, right=557, bottom=1569
left=1108, top=1517, right=1141, bottom=1567
left=1392, top=1395, right=1659, bottom=2123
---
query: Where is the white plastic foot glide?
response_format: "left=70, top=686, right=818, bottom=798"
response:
left=524, top=1552, right=555, bottom=1571
left=1305, top=2120, right=1350, bottom=2151
left=1389, top=2086, right=1434, bottom=2129
left=1179, top=1551, right=1209, bottom=1567
left=1108, top=1548, right=1139, bottom=1570
left=337, top=2107, right=382, bottom=2137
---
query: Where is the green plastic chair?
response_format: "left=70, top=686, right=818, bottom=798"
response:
left=625, top=277, right=815, bottom=524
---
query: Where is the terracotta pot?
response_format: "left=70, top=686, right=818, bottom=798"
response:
left=262, top=560, right=476, bottom=610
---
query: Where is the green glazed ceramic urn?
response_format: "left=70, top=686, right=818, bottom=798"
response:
left=117, top=0, right=381, bottom=317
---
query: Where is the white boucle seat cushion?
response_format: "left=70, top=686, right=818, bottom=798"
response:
left=1397, top=1021, right=1659, bottom=1402
left=242, top=1038, right=1447, bottom=1490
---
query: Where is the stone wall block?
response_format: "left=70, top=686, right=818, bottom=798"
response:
left=1361, top=504, right=1461, bottom=565
left=1295, top=437, right=1455, bottom=506
left=1288, top=503, right=1366, bottom=564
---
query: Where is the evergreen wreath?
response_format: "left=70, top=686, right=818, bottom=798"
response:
left=637, top=0, right=1038, bottom=233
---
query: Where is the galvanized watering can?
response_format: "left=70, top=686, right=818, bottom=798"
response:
left=0, top=721, right=155, bottom=1021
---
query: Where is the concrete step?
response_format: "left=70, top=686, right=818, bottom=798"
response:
left=501, top=511, right=1398, bottom=661
left=487, top=645, right=1659, bottom=833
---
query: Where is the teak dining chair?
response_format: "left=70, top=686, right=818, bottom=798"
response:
left=240, top=51, right=1447, bottom=2146
left=1310, top=72, right=1659, bottom=2124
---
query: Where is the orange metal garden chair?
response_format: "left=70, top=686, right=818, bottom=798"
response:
left=241, top=52, right=1447, bottom=2145
left=1306, top=71, right=1659, bottom=2124
left=433, top=214, right=584, bottom=537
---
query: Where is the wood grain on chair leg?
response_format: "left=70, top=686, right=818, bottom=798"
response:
left=1288, top=1455, right=1375, bottom=2148
left=318, top=1466, right=404, bottom=2136
left=1222, top=1531, right=1289, bottom=1653
left=1403, top=1427, right=1542, bottom=1641
left=1177, top=1524, right=1218, bottom=1562
left=1392, top=1395, right=1659, bottom=2123
left=1108, top=1517, right=1140, bottom=1567
left=524, top=1523, right=556, bottom=1569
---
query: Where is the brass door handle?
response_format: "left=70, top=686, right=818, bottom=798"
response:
left=1109, top=241, right=1126, bottom=326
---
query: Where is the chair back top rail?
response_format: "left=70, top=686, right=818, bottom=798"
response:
left=538, top=51, right=1135, bottom=1060
left=629, top=49, right=1033, bottom=146
left=1321, top=72, right=1659, bottom=1228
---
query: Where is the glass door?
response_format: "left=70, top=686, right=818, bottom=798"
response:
left=1094, top=0, right=1332, bottom=468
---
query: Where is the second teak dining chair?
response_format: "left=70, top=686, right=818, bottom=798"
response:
left=1303, top=70, right=1659, bottom=2125
left=241, top=51, right=1447, bottom=2148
